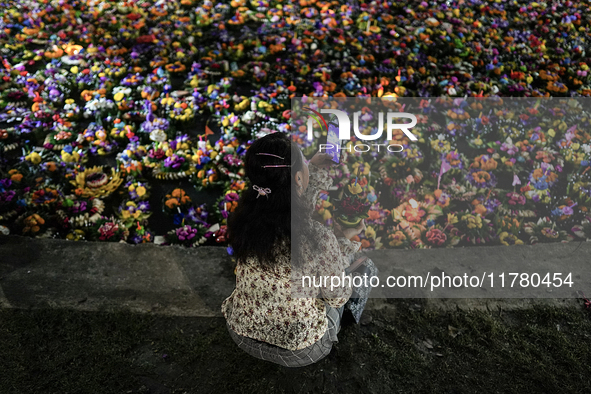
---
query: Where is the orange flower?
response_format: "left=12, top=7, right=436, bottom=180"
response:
left=474, top=204, right=487, bottom=215
left=165, top=62, right=186, bottom=73
left=230, top=181, right=245, bottom=191
left=171, top=189, right=183, bottom=198
left=367, top=210, right=380, bottom=220
left=44, top=47, right=64, bottom=59
left=532, top=168, right=557, bottom=183
left=10, top=173, right=23, bottom=183
left=445, top=152, right=461, bottom=167
left=165, top=198, right=179, bottom=209
left=472, top=171, right=491, bottom=184
left=472, top=155, right=498, bottom=171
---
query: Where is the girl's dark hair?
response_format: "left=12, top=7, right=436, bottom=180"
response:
left=227, top=132, right=315, bottom=268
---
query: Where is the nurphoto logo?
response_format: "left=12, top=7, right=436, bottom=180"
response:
left=304, top=107, right=417, bottom=154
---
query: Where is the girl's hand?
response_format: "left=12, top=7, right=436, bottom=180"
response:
left=309, top=152, right=334, bottom=168
left=334, top=220, right=366, bottom=240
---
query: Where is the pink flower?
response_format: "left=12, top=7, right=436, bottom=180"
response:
left=506, top=192, right=526, bottom=206
left=426, top=228, right=447, bottom=246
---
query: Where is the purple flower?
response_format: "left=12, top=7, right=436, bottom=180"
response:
left=137, top=201, right=150, bottom=212
left=129, top=234, right=143, bottom=244
left=164, top=155, right=185, bottom=169
left=500, top=142, right=518, bottom=155
left=187, top=205, right=209, bottom=226
left=176, top=225, right=197, bottom=241
left=0, top=190, right=16, bottom=203
left=72, top=201, right=87, bottom=214
left=562, top=206, right=574, bottom=216
left=0, top=178, right=12, bottom=188
left=484, top=198, right=501, bottom=212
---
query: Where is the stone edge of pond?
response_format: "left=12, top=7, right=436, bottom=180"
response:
left=0, top=235, right=587, bottom=316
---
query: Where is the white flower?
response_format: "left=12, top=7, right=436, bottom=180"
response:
left=242, top=111, right=256, bottom=124
left=61, top=56, right=82, bottom=65
left=150, top=129, right=167, bottom=142
left=85, top=99, right=99, bottom=112
left=113, top=86, right=131, bottom=96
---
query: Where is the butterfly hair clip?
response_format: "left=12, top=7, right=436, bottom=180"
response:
left=253, top=185, right=272, bottom=199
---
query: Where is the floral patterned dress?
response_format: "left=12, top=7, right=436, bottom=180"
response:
left=222, top=164, right=360, bottom=351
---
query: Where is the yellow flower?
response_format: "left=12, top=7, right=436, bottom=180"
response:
left=447, top=213, right=458, bottom=225
left=136, top=186, right=146, bottom=197
left=365, top=226, right=376, bottom=240
left=66, top=229, right=85, bottom=241
left=113, top=92, right=124, bottom=102
left=464, top=214, right=482, bottom=229
left=70, top=66, right=79, bottom=74
left=66, top=151, right=81, bottom=163
left=348, top=182, right=363, bottom=195
left=388, top=231, right=407, bottom=247
left=71, top=166, right=123, bottom=198
left=499, top=232, right=524, bottom=246
left=26, top=152, right=42, bottom=164
left=161, top=97, right=174, bottom=106
left=430, top=139, right=451, bottom=152
left=235, top=99, right=250, bottom=111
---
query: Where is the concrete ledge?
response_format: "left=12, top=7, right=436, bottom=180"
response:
left=0, top=235, right=235, bottom=317
left=0, top=235, right=587, bottom=316
left=364, top=241, right=591, bottom=298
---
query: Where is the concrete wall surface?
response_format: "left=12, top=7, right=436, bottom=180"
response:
left=1, top=236, right=587, bottom=316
